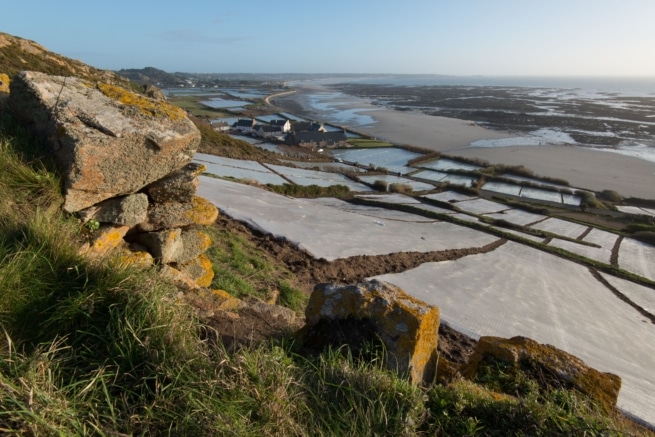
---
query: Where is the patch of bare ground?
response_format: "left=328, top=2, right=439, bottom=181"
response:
left=211, top=215, right=506, bottom=363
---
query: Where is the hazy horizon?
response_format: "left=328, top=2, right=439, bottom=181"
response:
left=3, top=1, right=655, bottom=77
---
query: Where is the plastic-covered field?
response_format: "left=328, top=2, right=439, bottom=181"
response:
left=619, top=237, right=655, bottom=282
left=481, top=181, right=522, bottom=196
left=330, top=147, right=422, bottom=174
left=416, top=158, right=481, bottom=172
left=373, top=242, right=655, bottom=425
left=600, top=272, right=655, bottom=314
left=198, top=176, right=498, bottom=261
left=194, top=154, right=288, bottom=185
left=355, top=193, right=423, bottom=204
left=483, top=209, right=547, bottom=226
left=451, top=198, right=508, bottom=215
left=266, top=164, right=373, bottom=192
left=530, top=217, right=589, bottom=239
left=358, top=175, right=435, bottom=192
left=423, top=191, right=476, bottom=203
left=617, top=206, right=655, bottom=217
left=520, top=186, right=563, bottom=203
left=411, top=169, right=450, bottom=182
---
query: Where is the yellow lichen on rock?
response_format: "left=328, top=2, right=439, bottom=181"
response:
left=461, top=336, right=622, bottom=412
left=211, top=289, right=244, bottom=311
left=114, top=249, right=154, bottom=269
left=78, top=225, right=130, bottom=260
left=184, top=196, right=219, bottom=226
left=0, top=73, right=10, bottom=93
left=305, top=280, right=440, bottom=385
left=177, top=253, right=214, bottom=288
left=96, top=82, right=185, bottom=121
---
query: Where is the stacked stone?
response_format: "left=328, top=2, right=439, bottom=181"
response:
left=9, top=71, right=218, bottom=289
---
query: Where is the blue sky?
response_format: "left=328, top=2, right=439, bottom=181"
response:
left=3, top=0, right=655, bottom=76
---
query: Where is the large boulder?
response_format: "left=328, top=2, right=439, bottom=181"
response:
left=304, top=280, right=440, bottom=385
left=461, top=336, right=622, bottom=412
left=9, top=71, right=200, bottom=212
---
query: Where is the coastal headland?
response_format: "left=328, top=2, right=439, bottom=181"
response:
left=274, top=82, right=655, bottom=200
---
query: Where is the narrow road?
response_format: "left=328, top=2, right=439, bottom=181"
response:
left=264, top=89, right=296, bottom=106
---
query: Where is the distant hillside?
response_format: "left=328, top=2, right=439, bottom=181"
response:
left=117, top=66, right=185, bottom=87
left=0, top=32, right=132, bottom=88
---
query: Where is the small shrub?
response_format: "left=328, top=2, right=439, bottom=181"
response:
left=577, top=190, right=602, bottom=209
left=388, top=183, right=413, bottom=194
left=599, top=189, right=623, bottom=203
left=372, top=180, right=388, bottom=192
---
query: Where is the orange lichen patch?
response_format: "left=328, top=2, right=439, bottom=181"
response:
left=96, top=82, right=186, bottom=121
left=115, top=249, right=154, bottom=269
left=184, top=196, right=219, bottom=226
left=177, top=253, right=214, bottom=288
left=78, top=225, right=129, bottom=260
left=0, top=73, right=10, bottom=93
left=211, top=289, right=244, bottom=311
left=461, top=336, right=621, bottom=412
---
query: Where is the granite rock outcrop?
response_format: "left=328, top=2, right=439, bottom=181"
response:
left=9, top=71, right=217, bottom=289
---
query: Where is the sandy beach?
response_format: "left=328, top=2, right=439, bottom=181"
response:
left=275, top=86, right=655, bottom=199
left=358, top=112, right=654, bottom=199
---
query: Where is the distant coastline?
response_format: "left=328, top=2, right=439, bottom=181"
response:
left=273, top=79, right=655, bottom=199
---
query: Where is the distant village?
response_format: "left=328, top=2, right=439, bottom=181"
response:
left=214, top=117, right=349, bottom=150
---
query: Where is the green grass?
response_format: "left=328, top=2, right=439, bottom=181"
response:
left=0, top=104, right=651, bottom=436
left=168, top=95, right=232, bottom=118
left=205, top=225, right=306, bottom=310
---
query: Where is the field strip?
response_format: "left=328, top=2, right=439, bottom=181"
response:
left=372, top=241, right=655, bottom=424
left=198, top=176, right=497, bottom=261
left=529, top=217, right=589, bottom=239
left=619, top=237, right=655, bottom=282
left=483, top=209, right=547, bottom=226
left=599, top=272, right=655, bottom=316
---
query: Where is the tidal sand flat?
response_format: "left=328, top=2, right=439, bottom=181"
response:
left=276, top=81, right=655, bottom=199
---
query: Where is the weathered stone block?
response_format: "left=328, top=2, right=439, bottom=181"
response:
left=9, top=71, right=200, bottom=212
left=305, top=279, right=440, bottom=385
left=78, top=224, right=130, bottom=260
left=135, top=228, right=183, bottom=264
left=176, top=253, right=214, bottom=288
left=145, top=162, right=204, bottom=203
left=78, top=193, right=149, bottom=227
left=461, top=336, right=622, bottom=412
left=138, top=196, right=218, bottom=232
left=135, top=228, right=212, bottom=264
left=115, top=248, right=154, bottom=269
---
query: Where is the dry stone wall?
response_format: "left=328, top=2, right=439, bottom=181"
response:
left=9, top=71, right=217, bottom=288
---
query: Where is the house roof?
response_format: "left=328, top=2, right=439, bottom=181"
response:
left=270, top=119, right=290, bottom=127
left=288, top=131, right=347, bottom=144
left=257, top=125, right=280, bottom=133
left=234, top=118, right=256, bottom=127
left=292, top=121, right=324, bottom=132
